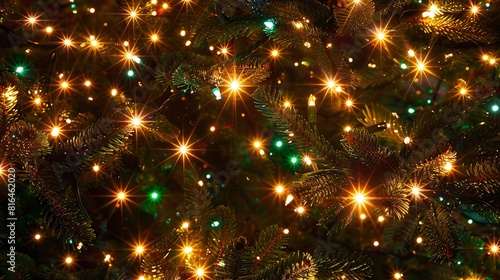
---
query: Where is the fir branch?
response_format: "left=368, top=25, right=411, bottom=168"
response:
left=141, top=231, right=181, bottom=279
left=378, top=176, right=410, bottom=220
left=253, top=251, right=316, bottom=280
left=318, top=198, right=353, bottom=234
left=0, top=85, right=18, bottom=138
left=342, top=128, right=401, bottom=173
left=314, top=249, right=373, bottom=279
left=287, top=169, right=345, bottom=205
left=252, top=225, right=288, bottom=270
left=253, top=86, right=347, bottom=168
left=381, top=216, right=419, bottom=256
left=421, top=202, right=462, bottom=263
left=407, top=148, right=456, bottom=183
left=207, top=205, right=237, bottom=263
left=214, top=236, right=254, bottom=280
left=57, top=110, right=134, bottom=173
left=30, top=161, right=95, bottom=244
left=334, top=0, right=374, bottom=36
left=183, top=176, right=214, bottom=225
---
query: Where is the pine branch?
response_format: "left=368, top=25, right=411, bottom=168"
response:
left=334, top=0, right=374, bottom=36
left=421, top=202, right=462, bottom=263
left=342, top=128, right=401, bottom=173
left=252, top=225, right=288, bottom=270
left=183, top=176, right=214, bottom=226
left=378, top=176, right=410, bottom=220
left=287, top=169, right=345, bottom=205
left=214, top=236, right=254, bottom=280
left=29, top=161, right=95, bottom=244
left=381, top=216, right=419, bottom=256
left=314, top=249, right=373, bottom=279
left=141, top=231, right=181, bottom=278
left=318, top=198, right=353, bottom=234
left=56, top=110, right=135, bottom=173
left=207, top=205, right=237, bottom=263
left=253, top=251, right=316, bottom=280
left=253, top=86, right=347, bottom=168
left=0, top=85, right=18, bottom=138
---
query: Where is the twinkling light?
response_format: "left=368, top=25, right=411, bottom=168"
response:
left=132, top=117, right=141, bottom=127
left=296, top=206, right=305, bottom=214
left=360, top=213, right=367, bottom=220
left=180, top=30, right=186, bottom=36
left=275, top=185, right=284, bottom=194
left=45, top=26, right=53, bottom=34
left=284, top=101, right=291, bottom=108
left=303, top=156, right=312, bottom=165
left=230, top=80, right=240, bottom=91
left=404, top=137, right=411, bottom=144
left=326, top=80, right=335, bottom=89
left=490, top=244, right=499, bottom=253
left=253, top=141, right=262, bottom=148
left=354, top=193, right=365, bottom=204
left=28, top=17, right=37, bottom=24
left=104, top=254, right=111, bottom=262
left=63, top=38, right=72, bottom=47
left=151, top=34, right=159, bottom=42
left=416, top=237, right=423, bottom=243
left=444, top=162, right=453, bottom=171
left=183, top=246, right=193, bottom=254
left=345, top=126, right=352, bottom=132
left=182, top=222, right=189, bottom=229
left=377, top=32, right=385, bottom=41
left=283, top=229, right=290, bottom=234
left=221, top=48, right=228, bottom=55
left=482, top=54, right=490, bottom=61
left=51, top=127, right=60, bottom=137
left=61, top=81, right=69, bottom=89
left=135, top=245, right=144, bottom=254
left=411, top=186, right=420, bottom=196
left=117, top=192, right=126, bottom=200
left=378, top=216, right=385, bottom=222
left=35, top=234, right=41, bottom=240
left=210, top=126, right=216, bottom=132
left=471, top=5, right=479, bottom=13
left=408, top=50, right=415, bottom=57
left=84, top=80, right=91, bottom=87
left=65, top=257, right=73, bottom=264
left=111, top=89, right=118, bottom=96
left=179, top=145, right=188, bottom=155
left=34, top=97, right=42, bottom=105
left=285, top=194, right=294, bottom=205
left=196, top=268, right=204, bottom=277
left=460, top=88, right=467, bottom=95
left=138, top=276, right=145, bottom=280
left=394, top=272, right=403, bottom=279
left=271, top=49, right=279, bottom=57
left=345, top=99, right=353, bottom=107
left=93, top=165, right=100, bottom=172
left=373, top=241, right=379, bottom=246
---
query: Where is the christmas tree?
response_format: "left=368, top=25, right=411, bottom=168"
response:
left=1, top=0, right=499, bottom=279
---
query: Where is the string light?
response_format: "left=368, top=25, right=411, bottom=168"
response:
left=35, top=234, right=41, bottom=240
left=179, top=145, right=188, bottom=155
left=411, top=186, right=420, bottom=196
left=253, top=141, right=262, bottom=148
left=345, top=99, right=353, bottom=107
left=34, top=97, right=41, bottom=105
left=378, top=216, right=385, bottom=222
left=84, top=80, right=91, bottom=87
left=360, top=213, right=367, bottom=220
left=404, top=137, right=411, bottom=144
left=183, top=246, right=193, bottom=254
left=354, top=192, right=365, bottom=205
left=50, top=127, right=60, bottom=137
left=394, top=272, right=403, bottom=279
left=117, top=192, right=126, bottom=200
left=45, top=26, right=53, bottom=34
left=271, top=49, right=279, bottom=57
left=444, top=162, right=453, bottom=172
left=132, top=117, right=141, bottom=127
left=230, top=80, right=240, bottom=91
left=196, top=268, right=204, bottom=277
left=275, top=185, right=284, bottom=194
left=104, top=254, right=111, bottom=262
left=61, top=81, right=69, bottom=89
left=296, top=206, right=305, bottom=214
left=490, top=244, right=499, bottom=253
left=28, top=17, right=37, bottom=24
left=283, top=229, right=290, bottom=234
left=182, top=222, right=189, bottom=229
left=135, top=245, right=144, bottom=254
left=285, top=194, right=294, bottom=205
left=471, top=5, right=479, bottom=13
left=373, top=241, right=379, bottom=246
left=65, top=257, right=73, bottom=264
left=151, top=34, right=159, bottom=42
left=111, top=89, right=118, bottom=96
left=210, top=126, right=216, bottom=132
left=92, top=165, right=99, bottom=172
left=416, top=237, right=423, bottom=243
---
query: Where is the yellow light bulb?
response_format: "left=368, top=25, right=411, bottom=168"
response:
left=271, top=50, right=279, bottom=57
left=111, top=89, right=118, bottom=96
left=104, top=254, right=111, bottom=262
left=253, top=141, right=261, bottom=148
left=135, top=245, right=144, bottom=254
left=196, top=268, right=204, bottom=276
left=345, top=99, right=353, bottom=107
left=296, top=206, right=305, bottom=214
left=61, top=81, right=69, bottom=89
left=64, top=39, right=72, bottom=46
left=491, top=244, right=499, bottom=253
left=183, top=246, right=193, bottom=254
left=45, top=26, right=53, bottom=33
left=412, top=187, right=420, bottom=196
left=84, top=80, right=91, bottom=87
left=378, top=216, right=385, bottom=222
left=179, top=145, right=188, bottom=155
left=460, top=88, right=467, bottom=95
left=51, top=127, right=60, bottom=137
left=408, top=50, right=415, bottom=57
left=285, top=194, right=294, bottom=206
left=360, top=213, right=367, bottom=220
left=373, top=241, right=379, bottom=246
left=416, top=237, right=423, bottom=243
left=327, top=80, right=335, bottom=89
left=284, top=101, right=291, bottom=108
left=471, top=5, right=479, bottom=13
left=444, top=162, right=453, bottom=171
left=151, top=34, right=159, bottom=41
left=221, top=48, right=228, bottom=54
left=93, top=165, right=99, bottom=172
left=65, top=257, right=73, bottom=264
left=354, top=193, right=365, bottom=204
left=283, top=228, right=290, bottom=234
left=117, top=192, right=126, bottom=200
left=345, top=126, right=352, bottom=132
left=182, top=222, right=189, bottom=229
left=230, top=80, right=239, bottom=91
left=404, top=137, right=411, bottom=144
left=28, top=17, right=36, bottom=24
left=275, top=185, right=284, bottom=194
left=35, top=234, right=41, bottom=240
left=34, top=97, right=41, bottom=105
left=394, top=272, right=403, bottom=279
left=132, top=117, right=141, bottom=127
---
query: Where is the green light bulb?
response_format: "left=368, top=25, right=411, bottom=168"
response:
left=275, top=141, right=283, bottom=148
left=15, top=66, right=24, bottom=73
left=291, top=157, right=298, bottom=164
left=151, top=192, right=159, bottom=199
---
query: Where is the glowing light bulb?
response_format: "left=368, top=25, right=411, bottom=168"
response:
left=162, top=3, right=168, bottom=9
left=284, top=101, right=291, bottom=108
left=416, top=237, right=423, bottom=243
left=283, top=229, right=289, bottom=234
left=138, top=276, right=145, bottom=280
left=404, top=137, right=411, bottom=144
left=180, top=30, right=186, bottom=36
left=308, top=95, right=316, bottom=106
left=111, top=89, right=117, bottom=96
left=417, top=62, right=425, bottom=71
left=378, top=216, right=385, bottom=222
left=490, top=244, right=499, bottom=253
left=210, top=126, right=216, bottom=132
left=275, top=185, right=284, bottom=194
left=285, top=194, right=294, bottom=205
left=51, top=127, right=60, bottom=137
left=183, top=246, right=193, bottom=254
left=377, top=32, right=385, bottom=40
left=35, top=234, right=41, bottom=240
left=45, top=26, right=53, bottom=33
left=221, top=48, right=228, bottom=54
left=104, top=254, right=111, bottom=262
left=412, top=187, right=420, bottom=196
left=151, top=34, right=159, bottom=41
left=354, top=193, right=365, bottom=204
left=253, top=141, right=261, bottom=148
left=482, top=54, right=490, bottom=61
left=89, top=8, right=95, bottom=13
left=61, top=81, right=69, bottom=89
left=296, top=206, right=305, bottom=214
left=135, top=245, right=144, bottom=254
left=373, top=241, right=379, bottom=246
left=444, top=162, right=453, bottom=171
left=28, top=17, right=36, bottom=24
left=489, top=58, right=496, bottom=65
left=64, top=39, right=72, bottom=46
left=230, top=80, right=240, bottom=91
left=327, top=80, right=335, bottom=89
left=196, top=268, right=204, bottom=276
left=303, top=156, right=312, bottom=165
left=84, top=80, right=91, bottom=87
left=182, top=222, right=189, bottom=229
left=271, top=50, right=279, bottom=57
left=65, top=257, right=73, bottom=264
left=117, top=192, right=126, bottom=200
left=130, top=11, right=137, bottom=18
left=179, top=145, right=188, bottom=155
left=345, top=99, right=353, bottom=107
left=132, top=117, right=141, bottom=127
left=360, top=213, right=367, bottom=220
left=345, top=126, right=352, bottom=132
left=394, top=272, right=402, bottom=279
left=471, top=5, right=479, bottom=13
left=93, top=165, right=99, bottom=172
left=408, top=50, right=415, bottom=57
left=34, top=97, right=41, bottom=105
